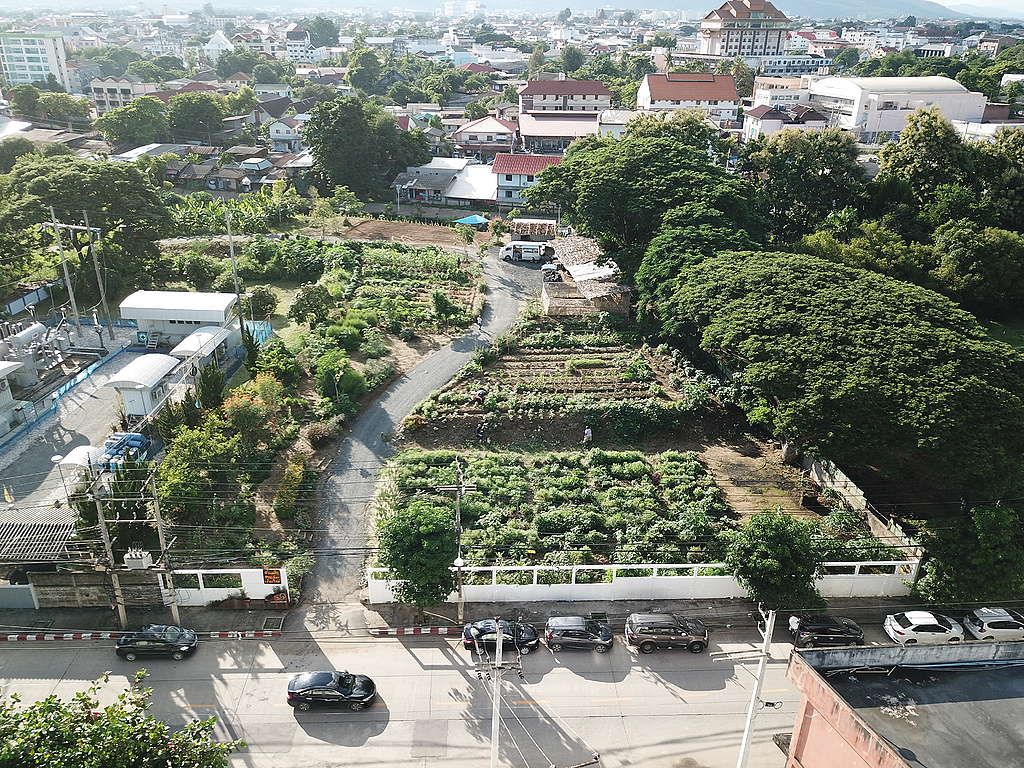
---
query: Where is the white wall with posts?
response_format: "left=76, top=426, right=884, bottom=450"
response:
left=366, top=560, right=920, bottom=604
left=171, top=567, right=289, bottom=606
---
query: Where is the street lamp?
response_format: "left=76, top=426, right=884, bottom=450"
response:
left=51, top=455, right=68, bottom=502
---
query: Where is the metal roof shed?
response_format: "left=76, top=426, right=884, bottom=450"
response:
left=119, top=290, right=237, bottom=324
left=107, top=354, right=180, bottom=390
left=169, top=326, right=232, bottom=359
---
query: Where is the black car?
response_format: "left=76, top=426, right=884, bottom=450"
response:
left=544, top=616, right=614, bottom=653
left=463, top=619, right=540, bottom=654
left=115, top=624, right=199, bottom=661
left=287, top=671, right=377, bottom=712
left=624, top=613, right=709, bottom=654
left=788, top=615, right=864, bottom=648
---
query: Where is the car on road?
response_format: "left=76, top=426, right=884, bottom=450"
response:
left=287, top=671, right=377, bottom=712
left=544, top=616, right=614, bottom=653
left=788, top=615, right=864, bottom=648
left=963, top=607, right=1024, bottom=641
left=624, top=613, right=709, bottom=654
left=115, top=624, right=199, bottom=661
left=883, top=611, right=964, bottom=645
left=463, top=619, right=540, bottom=654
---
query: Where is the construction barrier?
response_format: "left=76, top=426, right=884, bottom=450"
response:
left=368, top=626, right=462, bottom=637
left=0, top=630, right=282, bottom=641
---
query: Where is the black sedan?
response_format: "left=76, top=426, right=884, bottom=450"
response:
left=115, top=624, right=199, bottom=661
left=788, top=615, right=864, bottom=648
left=287, top=671, right=377, bottom=711
left=462, top=619, right=540, bottom=654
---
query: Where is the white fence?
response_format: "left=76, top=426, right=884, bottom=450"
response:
left=171, top=567, right=289, bottom=607
left=367, top=560, right=919, bottom=604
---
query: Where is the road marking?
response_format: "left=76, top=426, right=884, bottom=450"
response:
left=592, top=697, right=634, bottom=703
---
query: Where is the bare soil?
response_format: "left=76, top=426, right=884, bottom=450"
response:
left=303, top=216, right=488, bottom=248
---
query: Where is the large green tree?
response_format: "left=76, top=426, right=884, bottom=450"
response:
left=724, top=512, right=824, bottom=609
left=377, top=499, right=458, bottom=608
left=304, top=16, right=340, bottom=48
left=526, top=136, right=755, bottom=275
left=658, top=250, right=1024, bottom=496
left=932, top=219, right=1024, bottom=315
left=624, top=109, right=735, bottom=164
left=94, top=97, right=169, bottom=148
left=0, top=136, right=35, bottom=173
left=168, top=91, right=227, bottom=141
left=215, top=48, right=264, bottom=78
left=347, top=49, right=382, bottom=93
left=8, top=84, right=41, bottom=118
left=36, top=92, right=90, bottom=123
left=304, top=96, right=430, bottom=197
left=560, top=45, right=584, bottom=73
left=743, top=127, right=865, bottom=242
left=0, top=671, right=242, bottom=768
left=877, top=107, right=973, bottom=205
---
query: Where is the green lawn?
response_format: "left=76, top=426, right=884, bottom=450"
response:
left=983, top=319, right=1024, bottom=350
left=264, top=283, right=305, bottom=350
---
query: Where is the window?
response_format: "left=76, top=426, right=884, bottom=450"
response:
left=526, top=175, right=534, bottom=182
left=505, top=174, right=513, bottom=182
left=203, top=572, right=243, bottom=589
left=175, top=573, right=200, bottom=589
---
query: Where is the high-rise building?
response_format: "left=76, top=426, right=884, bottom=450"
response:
left=0, top=31, right=72, bottom=91
left=698, top=0, right=793, bottom=57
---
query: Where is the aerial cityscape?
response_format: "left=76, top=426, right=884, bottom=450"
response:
left=1, top=0, right=1023, bottom=766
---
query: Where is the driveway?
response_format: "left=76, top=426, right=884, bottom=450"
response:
left=297, top=253, right=536, bottom=631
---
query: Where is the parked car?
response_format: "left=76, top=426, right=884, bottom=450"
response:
left=115, top=624, right=199, bottom=661
left=788, top=615, right=864, bottom=648
left=287, top=671, right=377, bottom=712
left=883, top=611, right=964, bottom=645
left=963, top=607, right=1024, bottom=641
left=544, top=616, right=614, bottom=653
left=624, top=613, right=709, bottom=654
left=463, top=619, right=540, bottom=654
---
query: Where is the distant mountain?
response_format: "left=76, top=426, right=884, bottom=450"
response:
left=947, top=3, right=1023, bottom=18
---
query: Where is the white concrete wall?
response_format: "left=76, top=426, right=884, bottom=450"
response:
left=173, top=567, right=289, bottom=606
left=367, top=561, right=918, bottom=604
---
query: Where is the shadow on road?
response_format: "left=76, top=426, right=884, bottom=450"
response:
left=292, top=696, right=391, bottom=746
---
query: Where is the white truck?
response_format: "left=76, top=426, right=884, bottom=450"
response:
left=500, top=241, right=553, bottom=263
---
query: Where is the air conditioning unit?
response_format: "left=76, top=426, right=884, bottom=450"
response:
left=123, top=549, right=154, bottom=569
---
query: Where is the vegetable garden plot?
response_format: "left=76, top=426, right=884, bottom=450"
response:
left=404, top=317, right=725, bottom=436
left=379, top=448, right=736, bottom=582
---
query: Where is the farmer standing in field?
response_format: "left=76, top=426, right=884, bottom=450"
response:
left=582, top=426, right=593, bottom=445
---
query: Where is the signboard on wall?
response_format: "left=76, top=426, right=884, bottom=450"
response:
left=262, top=569, right=282, bottom=585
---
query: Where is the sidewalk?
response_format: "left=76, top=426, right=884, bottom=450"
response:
left=0, top=605, right=288, bottom=634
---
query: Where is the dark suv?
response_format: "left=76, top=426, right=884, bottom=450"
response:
left=788, top=615, right=864, bottom=648
left=544, top=616, right=614, bottom=653
left=463, top=619, right=540, bottom=654
left=624, top=613, right=709, bottom=654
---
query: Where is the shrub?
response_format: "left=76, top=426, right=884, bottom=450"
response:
left=245, top=285, right=278, bottom=319
left=174, top=251, right=221, bottom=290
left=359, top=328, right=390, bottom=358
left=325, top=323, right=362, bottom=351
left=364, top=358, right=397, bottom=390
left=566, top=358, right=605, bottom=373
left=274, top=456, right=308, bottom=519
left=306, top=416, right=344, bottom=448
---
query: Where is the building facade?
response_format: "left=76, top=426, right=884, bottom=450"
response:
left=452, top=115, right=518, bottom=158
left=637, top=73, right=739, bottom=122
left=90, top=77, right=163, bottom=115
left=808, top=75, right=988, bottom=143
left=0, top=32, right=71, bottom=91
left=699, top=0, right=793, bottom=57
left=492, top=153, right=562, bottom=206
left=517, top=78, right=613, bottom=115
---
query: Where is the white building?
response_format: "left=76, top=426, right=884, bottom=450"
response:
left=518, top=78, right=613, bottom=115
left=742, top=104, right=827, bottom=141
left=107, top=354, right=179, bottom=419
left=807, top=76, right=988, bottom=143
left=637, top=73, right=739, bottom=123
left=699, top=0, right=792, bottom=57
left=598, top=108, right=641, bottom=138
left=119, top=290, right=238, bottom=346
left=203, top=31, right=234, bottom=64
left=491, top=153, right=562, bottom=206
left=89, top=77, right=163, bottom=115
left=0, top=31, right=71, bottom=91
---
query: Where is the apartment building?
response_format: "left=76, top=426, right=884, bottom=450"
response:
left=808, top=76, right=987, bottom=143
left=636, top=73, right=739, bottom=123
left=90, top=76, right=163, bottom=114
left=0, top=31, right=71, bottom=91
left=452, top=115, right=518, bottom=159
left=517, top=78, right=613, bottom=115
left=698, top=0, right=793, bottom=57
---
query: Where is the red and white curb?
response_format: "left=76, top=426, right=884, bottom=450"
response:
left=368, top=626, right=462, bottom=637
left=0, top=630, right=283, bottom=641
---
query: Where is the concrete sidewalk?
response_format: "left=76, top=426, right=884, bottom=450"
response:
left=0, top=605, right=289, bottom=635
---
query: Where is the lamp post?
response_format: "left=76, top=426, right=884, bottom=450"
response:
left=51, top=455, right=68, bottom=503
left=453, top=555, right=465, bottom=625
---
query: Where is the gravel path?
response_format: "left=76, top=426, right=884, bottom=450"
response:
left=296, top=254, right=535, bottom=630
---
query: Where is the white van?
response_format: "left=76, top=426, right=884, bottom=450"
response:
left=500, top=241, right=552, bottom=263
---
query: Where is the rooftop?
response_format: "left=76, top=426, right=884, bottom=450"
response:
left=519, top=79, right=612, bottom=97
left=704, top=0, right=789, bottom=22
left=107, top=353, right=179, bottom=390
left=814, top=75, right=970, bottom=93
left=643, top=73, right=738, bottom=102
left=491, top=153, right=562, bottom=176
left=518, top=113, right=599, bottom=138
left=119, top=290, right=237, bottom=315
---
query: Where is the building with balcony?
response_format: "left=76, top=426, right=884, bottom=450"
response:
left=89, top=76, right=163, bottom=115
left=492, top=153, right=561, bottom=206
left=699, top=0, right=793, bottom=57
left=807, top=76, right=988, bottom=143
left=0, top=31, right=71, bottom=91
left=518, top=77, right=612, bottom=115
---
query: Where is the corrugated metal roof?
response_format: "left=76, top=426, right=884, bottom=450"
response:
left=0, top=503, right=78, bottom=562
left=107, top=354, right=179, bottom=390
left=170, top=326, right=231, bottom=358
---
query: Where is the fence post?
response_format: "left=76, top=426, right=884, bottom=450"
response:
left=533, top=568, right=538, bottom=585
left=491, top=568, right=497, bottom=586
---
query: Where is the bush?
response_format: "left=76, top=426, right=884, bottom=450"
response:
left=273, top=456, right=308, bottom=520
left=174, top=251, right=221, bottom=290
left=566, top=358, right=606, bottom=372
left=306, top=416, right=344, bottom=448
left=364, top=358, right=396, bottom=390
left=245, top=285, right=278, bottom=319
left=325, top=323, right=362, bottom=351
left=359, top=328, right=390, bottom=358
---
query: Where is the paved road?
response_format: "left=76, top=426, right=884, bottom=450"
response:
left=298, top=254, right=535, bottom=630
left=0, top=627, right=821, bottom=768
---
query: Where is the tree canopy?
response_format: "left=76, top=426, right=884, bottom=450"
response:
left=725, top=512, right=824, bottom=609
left=94, top=97, right=169, bottom=148
left=304, top=96, right=430, bottom=197
left=657, top=250, right=1024, bottom=496
left=168, top=92, right=227, bottom=141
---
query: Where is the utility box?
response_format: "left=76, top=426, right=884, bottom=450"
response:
left=123, top=549, right=154, bottom=570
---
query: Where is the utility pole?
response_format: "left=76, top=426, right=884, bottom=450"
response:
left=95, top=497, right=128, bottom=629
left=490, top=620, right=503, bottom=768
left=83, top=210, right=114, bottom=343
left=436, top=459, right=476, bottom=624
left=225, top=210, right=246, bottom=329
left=49, top=206, right=82, bottom=340
left=736, top=604, right=777, bottom=768
left=150, top=476, right=181, bottom=626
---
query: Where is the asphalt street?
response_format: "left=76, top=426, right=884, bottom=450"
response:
left=0, top=626, right=844, bottom=768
